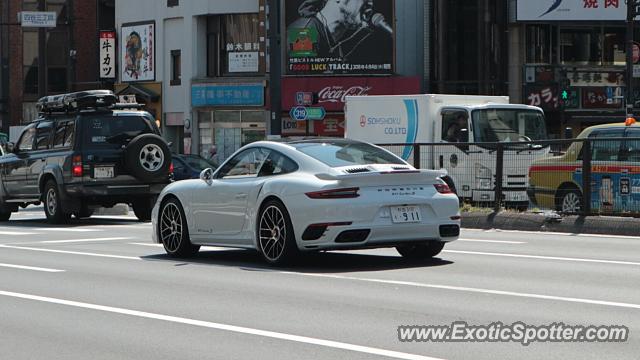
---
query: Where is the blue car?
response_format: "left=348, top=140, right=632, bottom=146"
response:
left=171, top=154, right=218, bottom=181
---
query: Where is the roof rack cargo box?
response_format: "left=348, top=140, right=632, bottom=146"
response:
left=37, top=90, right=118, bottom=113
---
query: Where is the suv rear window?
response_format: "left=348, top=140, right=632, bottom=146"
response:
left=83, top=115, right=153, bottom=148
left=293, top=141, right=405, bottom=167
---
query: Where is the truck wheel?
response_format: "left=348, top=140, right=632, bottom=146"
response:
left=124, top=134, right=171, bottom=182
left=44, top=180, right=71, bottom=224
left=0, top=211, right=11, bottom=221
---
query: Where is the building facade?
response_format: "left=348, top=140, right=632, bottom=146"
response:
left=115, top=0, right=268, bottom=161
left=0, top=0, right=112, bottom=136
left=511, top=0, right=632, bottom=137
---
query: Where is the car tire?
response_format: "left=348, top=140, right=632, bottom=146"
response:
left=396, top=242, right=445, bottom=259
left=158, top=198, right=200, bottom=257
left=124, top=134, right=171, bottom=183
left=74, top=206, right=94, bottom=219
left=43, top=180, right=71, bottom=224
left=257, top=199, right=299, bottom=266
left=0, top=211, right=11, bottom=221
left=132, top=200, right=152, bottom=222
left=558, top=189, right=582, bottom=214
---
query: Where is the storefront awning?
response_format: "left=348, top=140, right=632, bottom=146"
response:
left=116, top=84, right=160, bottom=103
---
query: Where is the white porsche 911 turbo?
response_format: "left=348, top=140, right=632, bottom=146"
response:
left=152, top=139, right=460, bottom=265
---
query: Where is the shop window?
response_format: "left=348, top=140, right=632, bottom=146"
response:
left=167, top=0, right=179, bottom=7
left=526, top=25, right=554, bottom=64
left=560, top=28, right=602, bottom=65
left=23, top=30, right=39, bottom=95
left=170, top=50, right=181, bottom=86
left=603, top=27, right=626, bottom=66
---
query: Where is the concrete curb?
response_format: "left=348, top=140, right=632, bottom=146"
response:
left=462, top=211, right=640, bottom=237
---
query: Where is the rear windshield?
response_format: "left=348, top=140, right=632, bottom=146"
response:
left=83, top=115, right=153, bottom=148
left=293, top=141, right=405, bottom=167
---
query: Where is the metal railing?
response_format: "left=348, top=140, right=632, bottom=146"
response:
left=377, top=137, right=640, bottom=217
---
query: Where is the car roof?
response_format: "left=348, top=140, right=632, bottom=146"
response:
left=578, top=122, right=640, bottom=138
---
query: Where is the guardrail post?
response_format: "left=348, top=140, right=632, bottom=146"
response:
left=494, top=143, right=504, bottom=212
left=582, top=140, right=592, bottom=216
left=413, top=144, right=421, bottom=169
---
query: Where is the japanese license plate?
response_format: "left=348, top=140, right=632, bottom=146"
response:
left=391, top=206, right=422, bottom=224
left=94, top=166, right=114, bottom=178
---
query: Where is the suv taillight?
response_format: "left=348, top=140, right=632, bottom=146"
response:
left=169, top=162, right=174, bottom=174
left=72, top=155, right=83, bottom=177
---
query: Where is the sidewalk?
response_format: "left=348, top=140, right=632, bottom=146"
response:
left=462, top=211, right=640, bottom=237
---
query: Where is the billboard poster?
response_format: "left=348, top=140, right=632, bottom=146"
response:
left=99, top=31, right=116, bottom=79
left=517, top=0, right=624, bottom=21
left=121, top=21, right=155, bottom=82
left=285, top=0, right=394, bottom=75
left=223, top=13, right=262, bottom=73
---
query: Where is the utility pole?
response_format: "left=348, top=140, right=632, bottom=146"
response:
left=38, top=0, right=47, bottom=98
left=268, top=0, right=282, bottom=136
left=627, top=0, right=638, bottom=114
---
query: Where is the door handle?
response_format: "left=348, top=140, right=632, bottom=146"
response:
left=40, top=158, right=46, bottom=162
left=235, top=193, right=248, bottom=199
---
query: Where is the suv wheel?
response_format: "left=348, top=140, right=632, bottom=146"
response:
left=124, top=134, right=171, bottom=182
left=44, top=180, right=70, bottom=224
left=133, top=199, right=152, bottom=222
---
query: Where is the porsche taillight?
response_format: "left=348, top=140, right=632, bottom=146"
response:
left=434, top=184, right=453, bottom=194
left=305, top=187, right=360, bottom=199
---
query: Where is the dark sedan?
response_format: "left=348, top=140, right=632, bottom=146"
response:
left=171, top=154, right=218, bottom=181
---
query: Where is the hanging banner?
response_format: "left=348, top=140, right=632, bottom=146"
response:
left=121, top=21, right=155, bottom=82
left=99, top=31, right=116, bottom=79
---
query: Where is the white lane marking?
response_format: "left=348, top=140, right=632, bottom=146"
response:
left=0, top=244, right=140, bottom=260
left=443, top=250, right=640, bottom=267
left=457, top=238, right=525, bottom=244
left=0, top=263, right=64, bottom=273
left=30, top=228, right=100, bottom=232
left=129, top=243, right=231, bottom=251
left=0, top=290, right=442, bottom=360
left=281, top=272, right=640, bottom=310
left=37, top=237, right=132, bottom=244
left=0, top=231, right=38, bottom=236
left=463, top=228, right=640, bottom=240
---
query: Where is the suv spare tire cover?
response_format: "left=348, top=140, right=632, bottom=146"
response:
left=124, top=134, right=171, bottom=182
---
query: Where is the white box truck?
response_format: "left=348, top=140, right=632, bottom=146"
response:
left=344, top=94, right=549, bottom=206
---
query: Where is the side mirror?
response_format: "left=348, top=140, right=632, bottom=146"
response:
left=199, top=168, right=214, bottom=182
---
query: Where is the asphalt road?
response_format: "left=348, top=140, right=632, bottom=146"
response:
left=0, top=207, right=638, bottom=360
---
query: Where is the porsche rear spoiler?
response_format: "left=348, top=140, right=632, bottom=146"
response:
left=315, top=169, right=447, bottom=186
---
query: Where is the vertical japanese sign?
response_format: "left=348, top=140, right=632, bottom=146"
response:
left=121, top=21, right=155, bottom=82
left=99, top=31, right=116, bottom=80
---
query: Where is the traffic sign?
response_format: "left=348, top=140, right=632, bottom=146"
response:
left=289, top=106, right=308, bottom=121
left=296, top=92, right=314, bottom=106
left=306, top=107, right=326, bottom=121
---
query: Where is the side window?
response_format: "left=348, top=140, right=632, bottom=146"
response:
left=36, top=121, right=54, bottom=150
left=259, top=151, right=299, bottom=177
left=63, top=121, right=76, bottom=147
left=17, top=126, right=36, bottom=152
left=53, top=120, right=74, bottom=148
left=217, top=148, right=270, bottom=179
left=441, top=111, right=469, bottom=143
left=623, top=129, right=640, bottom=162
left=591, top=130, right=624, bottom=161
left=173, top=158, right=186, bottom=173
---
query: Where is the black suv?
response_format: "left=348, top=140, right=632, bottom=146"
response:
left=0, top=90, right=172, bottom=223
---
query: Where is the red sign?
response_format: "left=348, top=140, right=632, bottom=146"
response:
left=282, top=77, right=421, bottom=112
left=582, top=87, right=623, bottom=109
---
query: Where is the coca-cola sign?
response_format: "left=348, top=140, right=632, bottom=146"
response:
left=317, top=86, right=373, bottom=104
left=282, top=77, right=421, bottom=112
